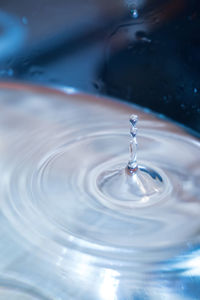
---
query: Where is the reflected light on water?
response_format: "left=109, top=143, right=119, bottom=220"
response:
left=99, top=269, right=119, bottom=300
left=182, top=250, right=200, bottom=277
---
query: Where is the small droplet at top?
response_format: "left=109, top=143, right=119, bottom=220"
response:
left=127, top=114, right=138, bottom=173
left=131, top=8, right=138, bottom=19
left=130, top=115, right=138, bottom=126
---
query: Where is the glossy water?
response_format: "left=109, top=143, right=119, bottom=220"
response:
left=0, top=84, right=199, bottom=299
left=0, top=277, right=50, bottom=300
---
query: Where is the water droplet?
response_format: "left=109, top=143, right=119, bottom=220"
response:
left=131, top=8, right=138, bottom=19
left=94, top=114, right=166, bottom=209
left=127, top=114, right=138, bottom=173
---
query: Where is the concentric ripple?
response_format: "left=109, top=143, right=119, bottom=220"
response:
left=0, top=277, right=50, bottom=300
left=0, top=83, right=200, bottom=271
left=33, top=130, right=200, bottom=252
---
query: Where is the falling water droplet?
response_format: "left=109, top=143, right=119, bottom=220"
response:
left=95, top=114, right=166, bottom=209
left=131, top=8, right=138, bottom=19
left=127, top=114, right=138, bottom=173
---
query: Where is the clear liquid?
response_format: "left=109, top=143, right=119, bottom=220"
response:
left=0, top=277, right=49, bottom=300
left=0, top=84, right=199, bottom=299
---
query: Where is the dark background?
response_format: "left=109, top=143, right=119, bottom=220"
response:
left=0, top=0, right=199, bottom=133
